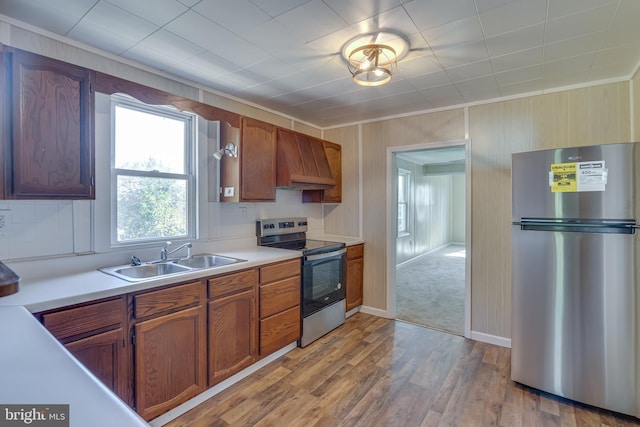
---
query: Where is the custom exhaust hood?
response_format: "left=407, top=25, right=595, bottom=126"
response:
left=276, top=128, right=336, bottom=190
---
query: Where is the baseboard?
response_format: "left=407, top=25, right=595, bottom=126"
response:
left=470, top=330, right=511, bottom=348
left=358, top=305, right=391, bottom=318
left=346, top=306, right=360, bottom=318
left=148, top=342, right=298, bottom=427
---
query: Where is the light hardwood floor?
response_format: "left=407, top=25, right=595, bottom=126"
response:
left=165, top=313, right=640, bottom=427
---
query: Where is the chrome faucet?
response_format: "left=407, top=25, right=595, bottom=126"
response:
left=160, top=241, right=192, bottom=261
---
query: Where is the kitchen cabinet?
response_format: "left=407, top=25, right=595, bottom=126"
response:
left=302, top=140, right=342, bottom=203
left=276, top=128, right=335, bottom=189
left=4, top=47, right=95, bottom=199
left=207, top=269, right=258, bottom=386
left=259, top=259, right=301, bottom=355
left=133, top=281, right=206, bottom=421
left=346, top=244, right=364, bottom=312
left=219, top=117, right=276, bottom=202
left=40, top=297, right=130, bottom=405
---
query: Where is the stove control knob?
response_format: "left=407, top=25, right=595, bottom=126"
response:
left=298, top=221, right=307, bottom=226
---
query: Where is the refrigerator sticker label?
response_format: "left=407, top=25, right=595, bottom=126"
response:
left=550, top=162, right=577, bottom=192
left=577, top=161, right=607, bottom=192
left=549, top=161, right=607, bottom=192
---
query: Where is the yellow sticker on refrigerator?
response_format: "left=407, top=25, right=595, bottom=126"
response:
left=549, top=161, right=607, bottom=192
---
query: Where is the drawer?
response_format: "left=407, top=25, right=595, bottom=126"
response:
left=260, top=305, right=300, bottom=356
left=347, top=244, right=364, bottom=260
left=260, top=276, right=300, bottom=318
left=134, top=280, right=202, bottom=318
left=208, top=268, right=258, bottom=299
left=42, top=297, right=124, bottom=341
left=259, top=259, right=300, bottom=284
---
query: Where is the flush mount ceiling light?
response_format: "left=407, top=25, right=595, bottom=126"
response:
left=342, top=31, right=409, bottom=87
left=213, top=142, right=238, bottom=160
left=348, top=44, right=396, bottom=86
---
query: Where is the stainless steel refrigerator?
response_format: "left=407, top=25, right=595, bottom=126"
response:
left=511, top=142, right=639, bottom=418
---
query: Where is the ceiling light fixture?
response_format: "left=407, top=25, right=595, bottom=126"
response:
left=347, top=43, right=397, bottom=86
left=212, top=142, right=238, bottom=160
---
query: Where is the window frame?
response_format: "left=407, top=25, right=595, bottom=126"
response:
left=109, top=94, right=197, bottom=246
left=397, top=168, right=411, bottom=237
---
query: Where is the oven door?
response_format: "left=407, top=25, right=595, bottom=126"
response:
left=302, top=248, right=346, bottom=317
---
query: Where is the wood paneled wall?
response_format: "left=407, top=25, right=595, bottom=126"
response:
left=358, top=111, right=466, bottom=309
left=634, top=69, right=640, bottom=140
left=326, top=82, right=631, bottom=340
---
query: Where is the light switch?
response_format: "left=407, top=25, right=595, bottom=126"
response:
left=224, top=187, right=235, bottom=197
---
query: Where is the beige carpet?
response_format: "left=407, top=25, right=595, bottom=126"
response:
left=395, top=244, right=465, bottom=335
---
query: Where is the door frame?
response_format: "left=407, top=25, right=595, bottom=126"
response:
left=385, top=139, right=471, bottom=338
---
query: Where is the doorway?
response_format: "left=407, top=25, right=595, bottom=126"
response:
left=387, top=142, right=470, bottom=337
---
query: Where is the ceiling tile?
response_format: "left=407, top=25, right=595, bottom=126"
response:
left=124, top=29, right=203, bottom=63
left=454, top=75, right=500, bottom=100
left=322, top=0, right=402, bottom=24
left=491, top=46, right=542, bottom=73
left=419, top=83, right=464, bottom=106
left=610, top=0, right=640, bottom=28
left=403, top=0, right=477, bottom=31
left=249, top=0, right=313, bottom=17
left=350, top=4, right=418, bottom=35
left=105, top=0, right=187, bottom=26
left=543, top=32, right=605, bottom=62
left=445, top=60, right=493, bottom=82
left=422, top=15, right=484, bottom=51
left=181, top=51, right=242, bottom=78
left=68, top=2, right=158, bottom=54
left=494, top=65, right=543, bottom=85
left=545, top=3, right=618, bottom=44
left=479, top=0, right=547, bottom=38
left=275, top=0, right=347, bottom=43
left=405, top=70, right=452, bottom=90
left=434, top=40, right=490, bottom=68
left=547, top=0, right=619, bottom=20
left=193, top=0, right=272, bottom=34
left=396, top=55, right=443, bottom=78
left=0, top=0, right=96, bottom=35
left=166, top=11, right=270, bottom=68
left=499, top=78, right=543, bottom=96
left=543, top=53, right=596, bottom=80
left=485, top=24, right=544, bottom=58
left=474, top=0, right=514, bottom=13
left=592, top=43, right=640, bottom=70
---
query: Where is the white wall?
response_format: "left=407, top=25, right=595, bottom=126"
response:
left=451, top=174, right=465, bottom=243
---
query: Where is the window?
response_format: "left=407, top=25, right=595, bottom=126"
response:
left=111, top=95, right=196, bottom=244
left=398, top=168, right=410, bottom=236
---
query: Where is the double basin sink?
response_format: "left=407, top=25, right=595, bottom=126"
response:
left=100, top=254, right=247, bottom=282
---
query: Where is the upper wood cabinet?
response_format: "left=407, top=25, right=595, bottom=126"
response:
left=219, top=117, right=276, bottom=202
left=303, top=140, right=342, bottom=203
left=276, top=128, right=336, bottom=189
left=4, top=48, right=95, bottom=199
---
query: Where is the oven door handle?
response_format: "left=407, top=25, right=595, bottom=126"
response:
left=305, top=248, right=346, bottom=261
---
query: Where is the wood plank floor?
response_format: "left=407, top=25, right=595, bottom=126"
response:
left=165, top=313, right=640, bottom=427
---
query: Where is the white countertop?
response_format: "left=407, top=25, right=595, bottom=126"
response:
left=0, top=306, right=149, bottom=427
left=0, top=246, right=301, bottom=312
left=0, top=235, right=361, bottom=425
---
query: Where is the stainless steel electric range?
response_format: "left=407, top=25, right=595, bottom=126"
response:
left=256, top=217, right=346, bottom=347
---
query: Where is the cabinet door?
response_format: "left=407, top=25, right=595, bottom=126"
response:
left=346, top=254, right=364, bottom=312
left=134, top=305, right=206, bottom=421
left=65, top=327, right=130, bottom=405
left=240, top=117, right=275, bottom=201
left=302, top=140, right=342, bottom=203
left=7, top=48, right=94, bottom=199
left=208, top=289, right=257, bottom=386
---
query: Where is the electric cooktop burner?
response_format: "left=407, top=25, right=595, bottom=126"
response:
left=256, top=218, right=345, bottom=256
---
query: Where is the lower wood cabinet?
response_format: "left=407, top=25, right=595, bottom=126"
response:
left=39, top=297, right=130, bottom=405
left=346, top=244, right=365, bottom=312
left=259, top=259, right=301, bottom=355
left=207, top=269, right=258, bottom=386
left=133, top=281, right=206, bottom=421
